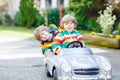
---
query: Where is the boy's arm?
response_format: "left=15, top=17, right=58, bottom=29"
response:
left=76, top=31, right=86, bottom=47
left=52, top=42, right=61, bottom=55
left=40, top=44, right=51, bottom=57
left=42, top=48, right=51, bottom=57
left=40, top=43, right=52, bottom=48
left=52, top=33, right=63, bottom=55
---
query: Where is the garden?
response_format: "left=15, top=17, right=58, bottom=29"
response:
left=0, top=0, right=120, bottom=48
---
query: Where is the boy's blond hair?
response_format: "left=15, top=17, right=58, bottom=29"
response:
left=60, top=14, right=77, bottom=29
left=34, top=25, right=49, bottom=41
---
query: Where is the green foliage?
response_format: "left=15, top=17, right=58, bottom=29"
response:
left=84, top=35, right=120, bottom=48
left=118, top=22, right=120, bottom=31
left=47, top=8, right=60, bottom=26
left=4, top=14, right=11, bottom=23
left=0, top=19, right=2, bottom=25
left=3, top=13, right=13, bottom=26
left=85, top=18, right=101, bottom=32
left=33, top=13, right=45, bottom=27
left=0, top=25, right=35, bottom=40
left=14, top=12, right=22, bottom=26
left=68, top=0, right=95, bottom=30
left=96, top=6, right=116, bottom=34
left=18, top=0, right=44, bottom=28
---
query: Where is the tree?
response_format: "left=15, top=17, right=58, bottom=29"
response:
left=19, top=0, right=41, bottom=27
left=68, top=0, right=95, bottom=29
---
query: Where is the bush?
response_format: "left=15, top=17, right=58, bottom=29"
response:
left=2, top=13, right=13, bottom=26
left=85, top=18, right=101, bottom=32
left=19, top=0, right=42, bottom=28
left=0, top=19, right=2, bottom=25
left=118, top=22, right=120, bottom=31
left=14, top=11, right=45, bottom=27
left=14, top=12, right=22, bottom=26
left=84, top=34, right=120, bottom=48
left=47, top=8, right=60, bottom=26
left=14, top=0, right=45, bottom=28
left=32, top=13, right=45, bottom=27
left=68, top=0, right=95, bottom=30
left=96, top=6, right=116, bottom=34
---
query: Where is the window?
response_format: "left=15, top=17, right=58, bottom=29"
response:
left=57, top=0, right=64, bottom=7
left=46, top=0, right=52, bottom=8
left=36, top=0, right=41, bottom=9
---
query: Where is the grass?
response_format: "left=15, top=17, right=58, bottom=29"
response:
left=78, top=30, right=90, bottom=35
left=0, top=25, right=90, bottom=40
left=0, top=26, right=35, bottom=33
left=0, top=26, right=35, bottom=40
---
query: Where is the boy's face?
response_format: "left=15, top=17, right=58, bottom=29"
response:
left=40, top=31, right=50, bottom=41
left=64, top=22, right=75, bottom=32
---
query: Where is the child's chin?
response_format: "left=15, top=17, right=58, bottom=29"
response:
left=42, top=39, right=48, bottom=41
left=67, top=30, right=73, bottom=32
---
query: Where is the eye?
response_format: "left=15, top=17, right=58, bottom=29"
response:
left=40, top=32, right=44, bottom=37
left=41, top=32, right=44, bottom=35
left=71, top=23, right=75, bottom=26
left=64, top=23, right=67, bottom=25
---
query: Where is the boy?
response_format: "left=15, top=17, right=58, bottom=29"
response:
left=34, top=24, right=58, bottom=57
left=52, top=14, right=86, bottom=55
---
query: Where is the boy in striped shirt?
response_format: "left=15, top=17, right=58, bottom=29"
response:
left=34, top=24, right=58, bottom=57
left=52, top=14, right=86, bottom=55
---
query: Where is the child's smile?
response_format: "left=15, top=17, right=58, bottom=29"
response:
left=64, top=22, right=75, bottom=32
left=40, top=31, right=50, bottom=41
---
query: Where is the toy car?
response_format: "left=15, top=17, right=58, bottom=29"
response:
left=44, top=41, right=112, bottom=80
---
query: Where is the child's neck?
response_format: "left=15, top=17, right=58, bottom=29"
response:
left=65, top=30, right=75, bottom=33
left=48, top=34, right=52, bottom=41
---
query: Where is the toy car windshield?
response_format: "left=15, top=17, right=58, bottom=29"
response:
left=60, top=48, right=93, bottom=55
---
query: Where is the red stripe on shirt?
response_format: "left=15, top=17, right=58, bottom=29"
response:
left=54, top=39, right=62, bottom=44
left=63, top=36, right=78, bottom=41
left=78, top=37, right=84, bottom=41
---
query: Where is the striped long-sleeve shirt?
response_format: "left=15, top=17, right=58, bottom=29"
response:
left=52, top=30, right=86, bottom=55
left=40, top=27, right=58, bottom=57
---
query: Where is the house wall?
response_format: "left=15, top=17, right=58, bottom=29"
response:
left=64, top=0, right=69, bottom=7
left=7, top=0, right=69, bottom=19
left=7, top=0, right=20, bottom=19
left=40, top=0, right=69, bottom=9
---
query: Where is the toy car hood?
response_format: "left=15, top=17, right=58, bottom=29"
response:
left=59, top=48, right=100, bottom=68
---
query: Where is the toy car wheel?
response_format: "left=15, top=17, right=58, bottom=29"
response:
left=53, top=68, right=58, bottom=80
left=45, top=64, right=51, bottom=77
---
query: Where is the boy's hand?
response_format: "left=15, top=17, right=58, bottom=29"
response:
left=44, top=49, right=50, bottom=57
left=82, top=46, right=86, bottom=48
left=54, top=47, right=61, bottom=55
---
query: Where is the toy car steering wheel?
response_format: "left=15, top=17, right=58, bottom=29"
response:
left=66, top=41, right=83, bottom=48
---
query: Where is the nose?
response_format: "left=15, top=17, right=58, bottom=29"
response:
left=67, top=23, right=71, bottom=26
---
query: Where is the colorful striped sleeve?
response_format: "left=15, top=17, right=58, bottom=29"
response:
left=52, top=33, right=63, bottom=55
left=76, top=31, right=86, bottom=47
left=42, top=48, right=51, bottom=57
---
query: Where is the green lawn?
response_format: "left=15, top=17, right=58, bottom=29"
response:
left=0, top=25, right=90, bottom=40
left=78, top=30, right=90, bottom=35
left=0, top=26, right=35, bottom=40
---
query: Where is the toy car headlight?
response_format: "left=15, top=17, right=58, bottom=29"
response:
left=61, top=62, right=71, bottom=72
left=99, top=57, right=111, bottom=71
left=102, top=61, right=111, bottom=71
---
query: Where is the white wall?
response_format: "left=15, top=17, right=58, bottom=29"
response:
left=40, top=0, right=69, bottom=9
left=40, top=0, right=46, bottom=9
left=64, top=0, right=69, bottom=7
left=7, top=0, right=69, bottom=18
left=8, top=0, right=20, bottom=19
left=52, top=0, right=57, bottom=8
